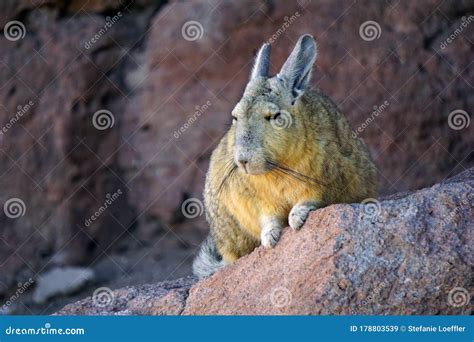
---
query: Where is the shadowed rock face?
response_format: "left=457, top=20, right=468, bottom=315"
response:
left=0, top=0, right=160, bottom=296
left=57, top=168, right=473, bottom=315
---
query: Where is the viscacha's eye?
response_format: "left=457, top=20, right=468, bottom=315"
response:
left=269, top=110, right=292, bottom=129
left=271, top=112, right=281, bottom=121
left=265, top=112, right=281, bottom=121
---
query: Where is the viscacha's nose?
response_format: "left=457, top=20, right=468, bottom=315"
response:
left=236, top=157, right=248, bottom=170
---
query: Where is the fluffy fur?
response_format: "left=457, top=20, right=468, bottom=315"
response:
left=193, top=34, right=378, bottom=278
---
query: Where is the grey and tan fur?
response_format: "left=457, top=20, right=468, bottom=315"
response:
left=193, top=34, right=378, bottom=278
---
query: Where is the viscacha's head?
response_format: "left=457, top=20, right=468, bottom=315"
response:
left=230, top=34, right=318, bottom=175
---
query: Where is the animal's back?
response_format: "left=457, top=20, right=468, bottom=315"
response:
left=297, top=88, right=378, bottom=203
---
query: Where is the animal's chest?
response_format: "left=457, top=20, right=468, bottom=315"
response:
left=227, top=175, right=314, bottom=239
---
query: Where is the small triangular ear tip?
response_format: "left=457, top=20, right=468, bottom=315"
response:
left=250, top=42, right=272, bottom=79
left=299, top=34, right=315, bottom=43
left=298, top=34, right=318, bottom=57
left=258, top=43, right=272, bottom=59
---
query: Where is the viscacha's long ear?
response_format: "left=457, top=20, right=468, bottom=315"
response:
left=250, top=43, right=271, bottom=80
left=277, top=34, right=317, bottom=100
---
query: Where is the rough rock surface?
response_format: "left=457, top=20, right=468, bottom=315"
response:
left=0, top=0, right=159, bottom=295
left=57, top=168, right=473, bottom=315
left=57, top=277, right=196, bottom=315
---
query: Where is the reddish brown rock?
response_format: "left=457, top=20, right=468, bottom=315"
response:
left=56, top=277, right=195, bottom=315
left=0, top=3, right=152, bottom=293
left=57, top=168, right=473, bottom=315
left=183, top=169, right=473, bottom=315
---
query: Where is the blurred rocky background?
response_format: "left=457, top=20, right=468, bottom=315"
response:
left=0, top=0, right=472, bottom=314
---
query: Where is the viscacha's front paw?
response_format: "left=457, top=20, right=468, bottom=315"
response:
left=289, top=201, right=318, bottom=231
left=260, top=216, right=283, bottom=248
left=261, top=227, right=281, bottom=248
